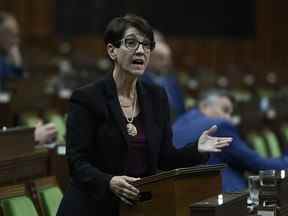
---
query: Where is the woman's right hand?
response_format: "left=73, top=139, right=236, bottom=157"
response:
left=110, top=176, right=140, bottom=205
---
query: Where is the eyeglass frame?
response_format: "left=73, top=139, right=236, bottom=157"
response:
left=117, top=36, right=155, bottom=52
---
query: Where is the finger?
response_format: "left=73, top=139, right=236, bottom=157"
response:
left=121, top=188, right=138, bottom=200
left=121, top=181, right=140, bottom=195
left=45, top=127, right=57, bottom=132
left=122, top=176, right=140, bottom=192
left=123, top=176, right=141, bottom=182
left=44, top=127, right=58, bottom=134
left=204, top=125, right=218, bottom=136
left=215, top=142, right=230, bottom=148
left=215, top=139, right=232, bottom=145
left=210, top=148, right=222, bottom=152
left=118, top=195, right=134, bottom=206
left=214, top=137, right=233, bottom=142
left=46, top=130, right=58, bottom=137
left=216, top=140, right=231, bottom=145
left=50, top=129, right=58, bottom=135
left=45, top=127, right=57, bottom=133
left=45, top=124, right=57, bottom=130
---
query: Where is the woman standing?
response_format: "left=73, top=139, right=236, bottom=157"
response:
left=57, top=14, right=232, bottom=216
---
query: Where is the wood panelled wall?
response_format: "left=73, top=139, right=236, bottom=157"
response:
left=0, top=0, right=54, bottom=36
left=1, top=0, right=288, bottom=73
left=167, top=0, right=288, bottom=73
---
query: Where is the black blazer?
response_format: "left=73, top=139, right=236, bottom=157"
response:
left=57, top=74, right=208, bottom=216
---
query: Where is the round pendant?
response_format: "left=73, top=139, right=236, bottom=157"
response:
left=127, top=123, right=137, bottom=136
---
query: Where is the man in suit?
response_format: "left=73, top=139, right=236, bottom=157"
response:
left=0, top=11, right=58, bottom=145
left=173, top=89, right=288, bottom=192
left=142, top=30, right=186, bottom=122
left=0, top=11, right=23, bottom=90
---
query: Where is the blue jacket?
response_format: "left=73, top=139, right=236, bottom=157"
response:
left=173, top=108, right=288, bottom=192
left=0, top=55, right=23, bottom=90
left=142, top=71, right=185, bottom=121
left=0, top=55, right=23, bottom=78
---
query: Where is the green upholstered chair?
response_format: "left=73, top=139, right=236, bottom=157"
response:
left=0, top=184, right=39, bottom=216
left=32, top=176, right=63, bottom=216
left=281, top=124, right=288, bottom=143
left=38, top=187, right=62, bottom=216
left=262, top=129, right=282, bottom=158
left=1, top=196, right=38, bottom=216
left=21, top=113, right=41, bottom=127
left=247, top=132, right=269, bottom=158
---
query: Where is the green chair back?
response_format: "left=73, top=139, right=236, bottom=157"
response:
left=281, top=124, right=288, bottom=143
left=39, top=187, right=63, bottom=216
left=1, top=196, right=38, bottom=216
left=263, top=129, right=282, bottom=158
left=21, top=113, right=41, bottom=127
left=247, top=132, right=269, bottom=158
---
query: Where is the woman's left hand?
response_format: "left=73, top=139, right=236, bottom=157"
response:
left=198, top=125, right=232, bottom=153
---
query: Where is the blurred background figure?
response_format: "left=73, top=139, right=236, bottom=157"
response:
left=0, top=11, right=23, bottom=91
left=46, top=41, right=77, bottom=95
left=0, top=11, right=58, bottom=146
left=46, top=40, right=112, bottom=98
left=173, top=89, right=288, bottom=192
left=142, top=30, right=186, bottom=122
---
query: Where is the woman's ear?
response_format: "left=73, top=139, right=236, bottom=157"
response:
left=107, top=43, right=117, bottom=60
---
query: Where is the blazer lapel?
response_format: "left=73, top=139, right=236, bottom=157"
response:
left=104, top=74, right=129, bottom=147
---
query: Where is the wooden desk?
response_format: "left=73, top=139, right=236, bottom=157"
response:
left=190, top=192, right=248, bottom=216
left=0, top=100, right=14, bottom=127
left=0, top=127, right=35, bottom=160
left=0, top=148, right=49, bottom=186
left=49, top=145, right=69, bottom=191
left=120, top=164, right=224, bottom=216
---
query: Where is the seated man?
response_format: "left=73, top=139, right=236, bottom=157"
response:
left=173, top=89, right=288, bottom=192
left=142, top=30, right=186, bottom=122
left=0, top=12, right=23, bottom=90
left=0, top=11, right=58, bottom=145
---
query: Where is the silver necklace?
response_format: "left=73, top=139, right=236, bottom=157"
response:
left=124, top=91, right=137, bottom=136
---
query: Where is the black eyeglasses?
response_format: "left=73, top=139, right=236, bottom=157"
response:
left=119, top=37, right=155, bottom=51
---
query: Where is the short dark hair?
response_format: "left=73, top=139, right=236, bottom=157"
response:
left=103, top=14, right=155, bottom=49
left=198, top=89, right=235, bottom=106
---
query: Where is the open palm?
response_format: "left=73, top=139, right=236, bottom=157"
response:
left=198, top=125, right=232, bottom=152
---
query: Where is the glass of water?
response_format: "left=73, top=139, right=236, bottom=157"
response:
left=248, top=175, right=260, bottom=207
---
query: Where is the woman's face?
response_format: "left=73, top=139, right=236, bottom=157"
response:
left=112, top=27, right=152, bottom=77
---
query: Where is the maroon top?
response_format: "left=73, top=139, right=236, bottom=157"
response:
left=124, top=112, right=148, bottom=177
